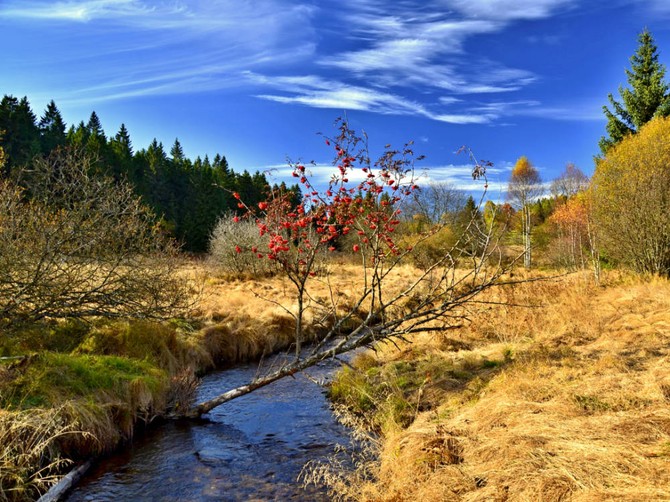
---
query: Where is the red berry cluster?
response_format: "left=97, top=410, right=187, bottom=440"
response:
left=232, top=123, right=422, bottom=283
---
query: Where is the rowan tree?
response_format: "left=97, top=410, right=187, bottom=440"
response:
left=592, top=116, right=670, bottom=276
left=600, top=30, right=670, bottom=155
left=188, top=122, right=514, bottom=418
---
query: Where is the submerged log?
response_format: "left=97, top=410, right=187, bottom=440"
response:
left=38, top=461, right=92, bottom=502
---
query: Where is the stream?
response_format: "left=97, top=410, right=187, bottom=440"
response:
left=66, top=353, right=356, bottom=501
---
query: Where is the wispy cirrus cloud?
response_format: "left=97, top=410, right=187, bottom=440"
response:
left=1, top=0, right=590, bottom=126
left=0, top=0, right=318, bottom=103
left=249, top=73, right=495, bottom=124
left=639, top=0, right=670, bottom=15
left=245, top=0, right=581, bottom=123
left=0, top=0, right=159, bottom=22
left=0, top=0, right=317, bottom=32
left=442, top=0, right=576, bottom=21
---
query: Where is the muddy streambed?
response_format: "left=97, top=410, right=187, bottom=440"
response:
left=66, top=353, right=356, bottom=501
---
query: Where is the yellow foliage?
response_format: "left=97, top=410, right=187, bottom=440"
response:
left=508, top=155, right=542, bottom=202
left=592, top=116, right=670, bottom=275
left=510, top=155, right=533, bottom=178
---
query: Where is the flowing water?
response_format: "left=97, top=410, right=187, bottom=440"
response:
left=66, top=353, right=355, bottom=501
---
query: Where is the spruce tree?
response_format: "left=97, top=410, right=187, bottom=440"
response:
left=38, top=100, right=67, bottom=154
left=86, top=111, right=105, bottom=140
left=109, top=124, right=134, bottom=181
left=0, top=95, right=40, bottom=173
left=600, top=30, right=670, bottom=155
left=170, top=138, right=185, bottom=162
left=110, top=124, right=133, bottom=158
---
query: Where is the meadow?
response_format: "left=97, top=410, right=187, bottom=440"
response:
left=321, top=270, right=670, bottom=500
left=3, top=253, right=669, bottom=501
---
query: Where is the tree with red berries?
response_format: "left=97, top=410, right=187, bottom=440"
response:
left=184, top=120, right=513, bottom=418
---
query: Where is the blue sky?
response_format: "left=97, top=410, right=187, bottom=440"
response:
left=3, top=0, right=670, bottom=196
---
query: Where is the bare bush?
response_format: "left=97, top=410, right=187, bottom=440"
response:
left=0, top=148, right=192, bottom=328
left=209, top=215, right=276, bottom=277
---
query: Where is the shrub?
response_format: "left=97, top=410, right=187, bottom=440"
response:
left=208, top=214, right=276, bottom=277
left=0, top=148, right=192, bottom=329
left=592, top=117, right=670, bottom=275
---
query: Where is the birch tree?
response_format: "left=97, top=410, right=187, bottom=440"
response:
left=507, top=156, right=543, bottom=269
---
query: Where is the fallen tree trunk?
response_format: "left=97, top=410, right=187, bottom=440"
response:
left=37, top=461, right=92, bottom=502
left=181, top=328, right=371, bottom=418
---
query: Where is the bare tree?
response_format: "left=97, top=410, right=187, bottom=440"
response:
left=181, top=126, right=516, bottom=419
left=0, top=148, right=192, bottom=328
left=401, top=181, right=466, bottom=226
left=550, top=163, right=589, bottom=199
left=507, top=156, right=543, bottom=269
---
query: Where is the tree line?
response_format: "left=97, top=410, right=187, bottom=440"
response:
left=0, top=97, right=296, bottom=252
left=501, top=29, right=670, bottom=277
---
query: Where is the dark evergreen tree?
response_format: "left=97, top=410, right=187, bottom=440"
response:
left=146, top=139, right=167, bottom=174
left=600, top=30, right=670, bottom=154
left=38, top=100, right=67, bottom=154
left=213, top=153, right=230, bottom=174
left=84, top=111, right=109, bottom=170
left=235, top=170, right=256, bottom=207
left=67, top=121, right=90, bottom=149
left=0, top=95, right=40, bottom=174
left=170, top=138, right=185, bottom=162
left=109, top=123, right=134, bottom=181
left=110, top=124, right=133, bottom=158
left=1, top=98, right=273, bottom=252
left=86, top=111, right=104, bottom=139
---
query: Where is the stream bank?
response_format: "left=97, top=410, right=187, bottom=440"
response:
left=65, top=352, right=356, bottom=501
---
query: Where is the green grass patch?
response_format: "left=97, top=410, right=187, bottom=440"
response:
left=0, top=319, right=91, bottom=356
left=331, top=349, right=508, bottom=433
left=1, top=352, right=167, bottom=410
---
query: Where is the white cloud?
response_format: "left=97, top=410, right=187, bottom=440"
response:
left=258, top=155, right=518, bottom=197
left=1, top=0, right=318, bottom=104
left=0, top=0, right=317, bottom=32
left=415, top=164, right=506, bottom=191
left=467, top=99, right=602, bottom=121
left=323, top=39, right=435, bottom=73
left=441, top=0, right=575, bottom=21
left=430, top=113, right=492, bottom=124
left=1, top=0, right=587, bottom=126
left=0, top=0, right=154, bottom=22
left=250, top=73, right=496, bottom=124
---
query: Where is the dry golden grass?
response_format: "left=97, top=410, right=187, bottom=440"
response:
left=0, top=406, right=87, bottom=501
left=193, top=260, right=423, bottom=363
left=338, top=271, right=670, bottom=501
